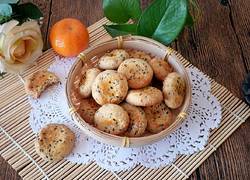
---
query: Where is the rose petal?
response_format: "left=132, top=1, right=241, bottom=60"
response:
left=0, top=20, right=19, bottom=34
left=4, top=29, right=43, bottom=64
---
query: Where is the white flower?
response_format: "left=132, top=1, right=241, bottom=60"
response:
left=0, top=20, right=43, bottom=74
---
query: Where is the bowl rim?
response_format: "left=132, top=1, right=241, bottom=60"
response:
left=65, top=35, right=192, bottom=147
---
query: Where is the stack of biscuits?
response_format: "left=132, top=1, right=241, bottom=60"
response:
left=76, top=49, right=186, bottom=137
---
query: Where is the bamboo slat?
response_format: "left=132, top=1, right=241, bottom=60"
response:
left=0, top=17, right=249, bottom=180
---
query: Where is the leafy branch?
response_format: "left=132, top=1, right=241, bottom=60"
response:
left=102, top=0, right=200, bottom=45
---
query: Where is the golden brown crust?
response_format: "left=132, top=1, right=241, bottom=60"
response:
left=126, top=86, right=163, bottom=106
left=163, top=72, right=186, bottom=109
left=25, top=70, right=59, bottom=98
left=94, top=104, right=129, bottom=135
left=144, top=102, right=173, bottom=133
left=127, top=49, right=152, bottom=62
left=34, top=124, right=75, bottom=161
left=148, top=58, right=173, bottom=81
left=92, top=70, right=128, bottom=105
left=98, top=49, right=129, bottom=70
left=79, top=68, right=101, bottom=98
left=78, top=98, right=100, bottom=124
left=117, top=58, right=153, bottom=89
left=121, top=103, right=147, bottom=137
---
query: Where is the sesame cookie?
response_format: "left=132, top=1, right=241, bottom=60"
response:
left=144, top=102, right=173, bottom=133
left=25, top=70, right=59, bottom=98
left=94, top=104, right=129, bottom=135
left=34, top=124, right=75, bottom=161
left=78, top=98, right=100, bottom=124
left=79, top=68, right=101, bottom=98
left=126, top=86, right=163, bottom=106
left=117, top=58, right=153, bottom=89
left=127, top=49, right=152, bottom=62
left=121, top=103, right=147, bottom=137
left=92, top=70, right=128, bottom=105
left=98, top=49, right=129, bottom=70
left=163, top=72, right=186, bottom=109
left=148, top=58, right=173, bottom=81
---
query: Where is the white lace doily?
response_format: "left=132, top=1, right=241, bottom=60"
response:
left=29, top=57, right=221, bottom=172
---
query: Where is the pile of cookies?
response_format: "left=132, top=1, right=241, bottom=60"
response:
left=75, top=49, right=186, bottom=137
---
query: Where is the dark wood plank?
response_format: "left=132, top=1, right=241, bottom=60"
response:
left=177, top=0, right=247, bottom=97
left=197, top=119, right=250, bottom=180
left=213, top=121, right=250, bottom=180
left=228, top=0, right=250, bottom=72
left=188, top=170, right=200, bottom=180
left=1, top=0, right=249, bottom=180
left=0, top=156, right=21, bottom=180
left=176, top=0, right=250, bottom=179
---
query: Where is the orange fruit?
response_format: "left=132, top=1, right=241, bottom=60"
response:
left=49, top=18, right=89, bottom=57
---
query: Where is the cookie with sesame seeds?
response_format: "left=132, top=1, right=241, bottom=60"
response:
left=121, top=103, right=147, bottom=137
left=34, top=124, right=75, bottom=161
left=126, top=86, right=163, bottom=106
left=148, top=58, right=173, bottom=81
left=144, top=102, right=173, bottom=133
left=98, top=49, right=129, bottom=70
left=78, top=98, right=100, bottom=124
left=127, top=49, right=152, bottom=62
left=79, top=68, right=101, bottom=98
left=163, top=72, right=186, bottom=109
left=94, top=104, right=129, bottom=135
left=117, top=58, right=153, bottom=89
left=92, top=70, right=128, bottom=105
left=25, top=70, right=59, bottom=98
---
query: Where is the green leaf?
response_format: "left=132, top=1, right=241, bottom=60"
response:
left=103, top=0, right=141, bottom=23
left=0, top=4, right=12, bottom=16
left=185, top=11, right=194, bottom=26
left=0, top=0, right=19, bottom=4
left=137, top=0, right=188, bottom=45
left=13, top=2, right=43, bottom=20
left=104, top=24, right=137, bottom=37
left=0, top=15, right=11, bottom=24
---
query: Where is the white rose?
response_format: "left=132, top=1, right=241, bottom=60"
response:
left=0, top=20, right=43, bottom=74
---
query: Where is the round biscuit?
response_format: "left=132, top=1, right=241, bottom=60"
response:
left=144, top=102, right=173, bottom=133
left=126, top=86, right=163, bottom=106
left=34, top=124, right=75, bottom=161
left=127, top=49, right=152, bottom=62
left=148, top=58, right=173, bottom=81
left=92, top=70, right=128, bottom=105
left=94, top=104, right=129, bottom=135
left=79, top=68, right=101, bottom=98
left=98, top=49, right=129, bottom=70
left=117, top=58, right=153, bottom=89
left=163, top=72, right=186, bottom=109
left=78, top=98, right=100, bottom=124
left=121, top=102, right=147, bottom=137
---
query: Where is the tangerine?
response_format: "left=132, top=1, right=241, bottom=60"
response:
left=49, top=18, right=89, bottom=57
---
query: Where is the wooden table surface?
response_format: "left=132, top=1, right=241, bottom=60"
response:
left=1, top=0, right=249, bottom=179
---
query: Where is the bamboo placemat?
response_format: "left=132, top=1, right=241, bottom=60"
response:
left=1, top=18, right=249, bottom=180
